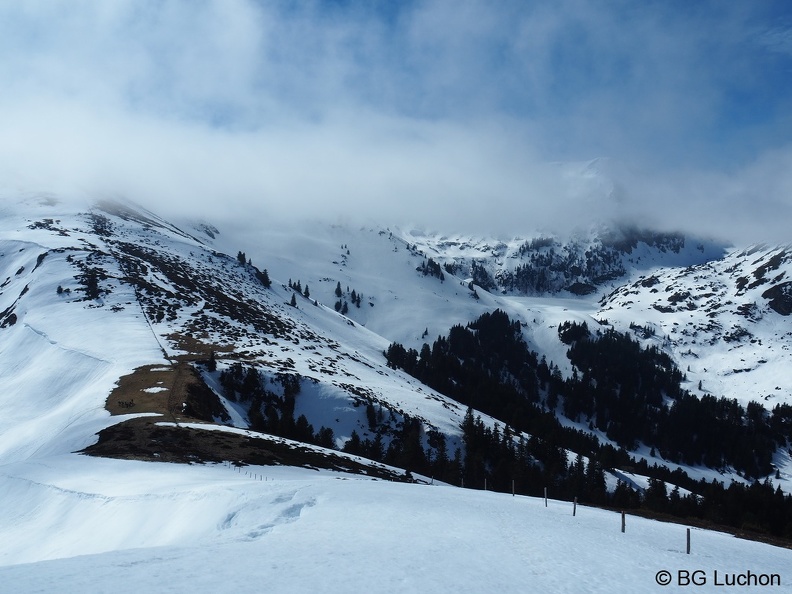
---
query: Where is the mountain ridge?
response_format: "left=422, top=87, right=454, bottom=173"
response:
left=1, top=194, right=791, bottom=541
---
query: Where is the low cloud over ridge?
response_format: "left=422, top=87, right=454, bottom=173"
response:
left=1, top=1, right=791, bottom=244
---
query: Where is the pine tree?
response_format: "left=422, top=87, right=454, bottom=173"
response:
left=342, top=430, right=362, bottom=455
left=290, top=293, right=297, bottom=307
left=207, top=350, right=217, bottom=372
left=303, top=285, right=310, bottom=298
left=335, top=282, right=343, bottom=298
left=83, top=268, right=100, bottom=300
left=257, top=268, right=271, bottom=288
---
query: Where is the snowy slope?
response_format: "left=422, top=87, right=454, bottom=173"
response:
left=206, top=212, right=792, bottom=411
left=599, top=245, right=792, bottom=407
left=1, top=456, right=791, bottom=593
left=3, top=194, right=791, bottom=472
left=0, top=197, right=167, bottom=462
left=0, top=197, right=486, bottom=462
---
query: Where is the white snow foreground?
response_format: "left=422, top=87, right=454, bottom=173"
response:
left=1, top=456, right=791, bottom=594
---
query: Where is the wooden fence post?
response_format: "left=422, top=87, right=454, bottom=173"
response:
left=544, top=487, right=548, bottom=507
left=573, top=497, right=577, bottom=516
left=686, top=528, right=691, bottom=554
left=621, top=511, right=626, bottom=533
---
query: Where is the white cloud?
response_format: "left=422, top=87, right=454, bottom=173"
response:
left=0, top=1, right=790, bottom=244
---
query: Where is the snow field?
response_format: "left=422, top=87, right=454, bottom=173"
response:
left=1, top=455, right=791, bottom=593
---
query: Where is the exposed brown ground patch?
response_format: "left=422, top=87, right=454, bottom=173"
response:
left=82, top=418, right=408, bottom=481
left=105, top=361, right=228, bottom=424
left=166, top=332, right=236, bottom=362
left=106, top=364, right=175, bottom=418
left=91, top=358, right=409, bottom=481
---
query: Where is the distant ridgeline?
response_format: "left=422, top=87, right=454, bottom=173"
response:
left=434, top=227, right=698, bottom=296
left=384, top=310, right=792, bottom=539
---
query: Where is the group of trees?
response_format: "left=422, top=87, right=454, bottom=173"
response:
left=288, top=279, right=310, bottom=298
left=559, top=320, right=787, bottom=478
left=236, top=250, right=271, bottom=288
left=334, top=281, right=363, bottom=313
left=387, top=312, right=792, bottom=479
left=79, top=268, right=103, bottom=300
left=342, top=414, right=460, bottom=484
left=417, top=258, right=445, bottom=281
left=217, top=364, right=334, bottom=449
left=498, top=245, right=627, bottom=294
left=234, top=251, right=374, bottom=314
left=287, top=279, right=316, bottom=307
left=459, top=408, right=613, bottom=505
left=383, top=309, right=792, bottom=538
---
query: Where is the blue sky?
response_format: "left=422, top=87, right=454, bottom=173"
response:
left=1, top=1, right=791, bottom=241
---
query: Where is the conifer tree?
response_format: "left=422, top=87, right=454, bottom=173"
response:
left=83, top=268, right=100, bottom=300
left=207, top=350, right=217, bottom=372
left=257, top=268, right=271, bottom=288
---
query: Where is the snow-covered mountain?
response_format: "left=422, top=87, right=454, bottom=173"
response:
left=600, top=245, right=792, bottom=407
left=1, top=193, right=791, bottom=590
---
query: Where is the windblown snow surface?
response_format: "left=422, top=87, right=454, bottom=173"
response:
left=1, top=196, right=791, bottom=592
left=2, top=456, right=791, bottom=593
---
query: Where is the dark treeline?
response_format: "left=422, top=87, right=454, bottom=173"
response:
left=218, top=364, right=334, bottom=449
left=498, top=245, right=625, bottom=294
left=561, top=321, right=790, bottom=478
left=217, top=362, right=463, bottom=483
left=384, top=309, right=792, bottom=538
left=416, top=257, right=445, bottom=281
